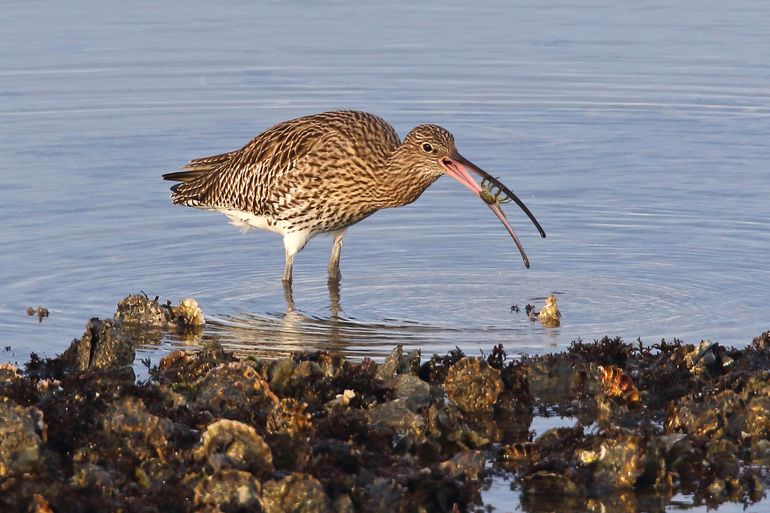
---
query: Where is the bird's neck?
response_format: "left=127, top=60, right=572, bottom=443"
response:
left=373, top=150, right=440, bottom=209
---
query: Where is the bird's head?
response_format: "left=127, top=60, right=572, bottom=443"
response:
left=402, top=124, right=547, bottom=268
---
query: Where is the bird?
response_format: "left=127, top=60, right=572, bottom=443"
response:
left=163, top=110, right=546, bottom=285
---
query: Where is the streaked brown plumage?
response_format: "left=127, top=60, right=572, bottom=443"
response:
left=163, top=110, right=545, bottom=285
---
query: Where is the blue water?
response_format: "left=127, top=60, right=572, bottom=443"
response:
left=1, top=3, right=769, bottom=508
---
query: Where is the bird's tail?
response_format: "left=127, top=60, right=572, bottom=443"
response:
left=162, top=151, right=235, bottom=205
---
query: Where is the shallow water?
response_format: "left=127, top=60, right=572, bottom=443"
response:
left=2, top=2, right=770, bottom=509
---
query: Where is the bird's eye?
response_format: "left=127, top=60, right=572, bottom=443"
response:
left=421, top=143, right=433, bottom=153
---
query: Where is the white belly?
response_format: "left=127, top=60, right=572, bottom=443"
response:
left=217, top=208, right=286, bottom=235
left=215, top=208, right=315, bottom=257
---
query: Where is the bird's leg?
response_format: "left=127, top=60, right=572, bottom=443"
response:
left=282, top=279, right=295, bottom=312
left=283, top=249, right=294, bottom=285
left=327, top=230, right=345, bottom=284
left=282, top=230, right=310, bottom=285
left=327, top=277, right=341, bottom=318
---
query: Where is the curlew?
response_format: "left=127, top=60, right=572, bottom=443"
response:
left=163, top=110, right=545, bottom=285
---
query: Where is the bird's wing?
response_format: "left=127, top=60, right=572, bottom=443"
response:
left=164, top=111, right=400, bottom=215
left=182, top=151, right=237, bottom=171
left=165, top=118, right=331, bottom=212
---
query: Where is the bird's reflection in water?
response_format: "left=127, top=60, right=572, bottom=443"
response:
left=196, top=282, right=444, bottom=359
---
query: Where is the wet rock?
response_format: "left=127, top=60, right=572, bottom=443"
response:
left=156, top=347, right=236, bottom=385
left=194, top=362, right=279, bottom=424
left=419, top=347, right=466, bottom=386
left=443, top=357, right=503, bottom=413
left=195, top=419, right=274, bottom=479
left=375, top=344, right=421, bottom=381
left=0, top=362, right=21, bottom=382
left=684, top=340, right=722, bottom=375
left=267, top=358, right=297, bottom=396
left=7, top=301, right=770, bottom=513
left=424, top=401, right=489, bottom=451
left=401, top=469, right=473, bottom=513
left=521, top=470, right=579, bottom=496
left=60, top=318, right=135, bottom=371
left=114, top=294, right=206, bottom=343
left=70, top=462, right=119, bottom=490
left=389, top=374, right=430, bottom=411
left=266, top=398, right=312, bottom=436
left=498, top=442, right=540, bottom=472
left=265, top=398, right=312, bottom=471
left=745, top=397, right=770, bottom=436
left=375, top=344, right=403, bottom=380
left=750, top=438, right=770, bottom=464
left=439, top=449, right=487, bottom=481
left=194, top=469, right=261, bottom=512
left=367, top=398, right=425, bottom=437
left=524, top=353, right=585, bottom=405
left=365, top=477, right=404, bottom=513
left=598, top=365, right=640, bottom=405
left=29, top=494, right=54, bottom=513
left=281, top=360, right=325, bottom=403
left=325, top=389, right=355, bottom=412
left=0, top=398, right=45, bottom=477
left=590, top=435, right=643, bottom=491
left=114, top=293, right=174, bottom=327
left=666, top=401, right=722, bottom=439
left=101, top=396, right=174, bottom=461
left=332, top=494, right=354, bottom=513
left=174, top=297, right=205, bottom=328
left=261, top=473, right=332, bottom=513
left=752, top=331, right=770, bottom=350
left=537, top=294, right=561, bottom=327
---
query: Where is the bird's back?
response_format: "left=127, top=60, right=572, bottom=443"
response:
left=164, top=111, right=401, bottom=223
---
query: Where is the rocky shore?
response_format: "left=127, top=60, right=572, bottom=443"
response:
left=1, top=294, right=769, bottom=512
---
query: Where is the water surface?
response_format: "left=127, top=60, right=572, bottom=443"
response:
left=3, top=1, right=768, bottom=364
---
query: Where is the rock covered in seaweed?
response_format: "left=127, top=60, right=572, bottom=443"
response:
left=2, top=302, right=770, bottom=512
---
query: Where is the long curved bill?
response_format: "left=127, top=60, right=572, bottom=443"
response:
left=440, top=151, right=546, bottom=268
